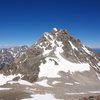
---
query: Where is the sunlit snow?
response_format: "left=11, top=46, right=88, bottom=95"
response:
left=82, top=45, right=92, bottom=55
left=98, top=62, right=100, bottom=66
left=68, top=41, right=78, bottom=50
left=35, top=79, right=52, bottom=87
left=0, top=88, right=11, bottom=90
left=66, top=91, right=100, bottom=95
left=65, top=83, right=73, bottom=85
left=0, top=74, right=21, bottom=86
left=52, top=81, right=61, bottom=85
left=8, top=80, right=33, bottom=86
left=53, top=28, right=58, bottom=32
left=39, top=57, right=90, bottom=78
left=21, top=94, right=62, bottom=100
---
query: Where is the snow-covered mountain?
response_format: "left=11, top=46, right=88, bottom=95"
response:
left=0, top=28, right=99, bottom=83
left=0, top=28, right=100, bottom=100
left=0, top=46, right=28, bottom=69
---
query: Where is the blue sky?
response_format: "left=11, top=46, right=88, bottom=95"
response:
left=0, top=0, right=100, bottom=48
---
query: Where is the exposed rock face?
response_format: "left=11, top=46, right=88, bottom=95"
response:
left=0, top=46, right=28, bottom=69
left=0, top=28, right=100, bottom=83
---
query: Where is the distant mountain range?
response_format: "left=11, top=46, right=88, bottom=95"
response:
left=92, top=48, right=100, bottom=52
left=0, top=46, right=28, bottom=69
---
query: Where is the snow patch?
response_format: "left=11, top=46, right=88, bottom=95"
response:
left=94, top=57, right=99, bottom=62
left=82, top=45, right=92, bottom=55
left=53, top=28, right=58, bottom=32
left=68, top=41, right=78, bottom=50
left=8, top=81, right=18, bottom=84
left=17, top=80, right=33, bottom=86
left=66, top=92, right=87, bottom=95
left=52, top=81, right=61, bottom=85
left=0, top=74, right=22, bottom=86
left=98, top=62, right=100, bottom=66
left=65, top=83, right=73, bottom=85
left=8, top=80, right=33, bottom=86
left=39, top=57, right=90, bottom=78
left=89, top=91, right=100, bottom=94
left=0, top=74, right=33, bottom=86
left=35, top=79, right=52, bottom=87
left=74, top=82, right=80, bottom=84
left=43, top=49, right=52, bottom=55
left=0, top=88, right=12, bottom=90
left=55, top=41, right=64, bottom=53
left=21, top=94, right=62, bottom=100
left=66, top=91, right=100, bottom=95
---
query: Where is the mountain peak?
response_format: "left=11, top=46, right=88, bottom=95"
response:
left=52, top=28, right=58, bottom=32
left=0, top=28, right=100, bottom=83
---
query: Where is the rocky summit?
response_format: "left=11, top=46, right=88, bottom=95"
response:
left=0, top=28, right=100, bottom=100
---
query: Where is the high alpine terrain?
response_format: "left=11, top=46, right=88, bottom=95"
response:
left=0, top=28, right=100, bottom=100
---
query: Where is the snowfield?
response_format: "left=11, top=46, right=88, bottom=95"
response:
left=0, top=74, right=33, bottom=86
left=21, top=94, right=62, bottom=100
left=65, top=91, right=100, bottom=95
left=39, top=57, right=90, bottom=78
left=0, top=74, right=22, bottom=86
left=0, top=88, right=11, bottom=90
left=35, top=79, right=52, bottom=87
